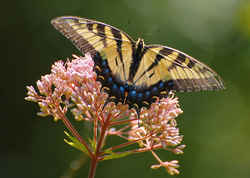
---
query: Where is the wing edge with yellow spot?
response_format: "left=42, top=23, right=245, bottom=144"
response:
left=144, top=45, right=225, bottom=92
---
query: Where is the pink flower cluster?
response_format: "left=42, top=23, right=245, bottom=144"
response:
left=25, top=54, right=185, bottom=175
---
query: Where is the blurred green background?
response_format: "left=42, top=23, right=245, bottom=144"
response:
left=2, top=0, right=250, bottom=177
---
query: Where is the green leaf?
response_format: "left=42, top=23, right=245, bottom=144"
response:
left=88, top=138, right=97, bottom=151
left=64, top=131, right=90, bottom=156
left=102, top=149, right=133, bottom=161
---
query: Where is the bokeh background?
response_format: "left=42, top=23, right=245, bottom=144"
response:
left=2, top=0, right=250, bottom=177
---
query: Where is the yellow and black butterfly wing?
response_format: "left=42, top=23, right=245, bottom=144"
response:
left=132, top=45, right=224, bottom=92
left=51, top=16, right=134, bottom=55
left=51, top=16, right=135, bottom=82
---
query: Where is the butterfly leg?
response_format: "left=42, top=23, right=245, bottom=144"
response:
left=132, top=104, right=141, bottom=127
left=102, top=96, right=117, bottom=110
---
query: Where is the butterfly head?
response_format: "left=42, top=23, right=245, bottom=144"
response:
left=136, top=38, right=145, bottom=49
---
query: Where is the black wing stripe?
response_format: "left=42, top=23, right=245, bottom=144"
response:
left=168, top=53, right=187, bottom=70
left=129, top=46, right=148, bottom=82
left=68, top=30, right=97, bottom=56
left=115, top=57, right=118, bottom=66
left=96, top=24, right=107, bottom=47
left=110, top=28, right=126, bottom=80
left=159, top=47, right=173, bottom=56
left=187, top=59, right=195, bottom=68
left=86, top=20, right=93, bottom=31
left=70, top=33, right=100, bottom=56
left=149, top=72, right=155, bottom=78
left=147, top=48, right=166, bottom=71
left=133, top=48, right=165, bottom=84
left=176, top=53, right=186, bottom=63
left=70, top=28, right=112, bottom=55
left=72, top=30, right=123, bottom=57
left=147, top=46, right=188, bottom=69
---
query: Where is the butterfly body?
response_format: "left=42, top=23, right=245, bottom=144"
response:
left=51, top=16, right=224, bottom=115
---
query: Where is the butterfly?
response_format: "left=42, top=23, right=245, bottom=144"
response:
left=51, top=16, right=224, bottom=116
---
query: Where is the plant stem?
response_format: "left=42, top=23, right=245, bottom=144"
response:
left=88, top=112, right=112, bottom=178
left=58, top=109, right=94, bottom=158
left=109, top=118, right=137, bottom=126
left=88, top=156, right=98, bottom=178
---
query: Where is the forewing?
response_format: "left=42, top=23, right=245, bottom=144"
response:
left=51, top=16, right=136, bottom=81
left=51, top=16, right=134, bottom=56
left=134, top=45, right=224, bottom=92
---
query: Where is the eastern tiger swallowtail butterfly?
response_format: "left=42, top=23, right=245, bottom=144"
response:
left=51, top=16, right=224, bottom=116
